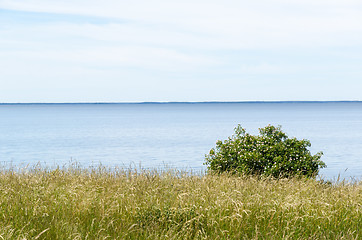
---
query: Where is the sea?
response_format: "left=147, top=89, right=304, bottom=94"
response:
left=0, top=102, right=361, bottom=180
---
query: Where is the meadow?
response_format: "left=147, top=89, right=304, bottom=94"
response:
left=0, top=164, right=361, bottom=239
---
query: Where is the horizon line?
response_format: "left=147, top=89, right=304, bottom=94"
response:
left=0, top=100, right=362, bottom=105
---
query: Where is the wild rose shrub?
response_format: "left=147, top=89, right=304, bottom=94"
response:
left=205, top=125, right=325, bottom=178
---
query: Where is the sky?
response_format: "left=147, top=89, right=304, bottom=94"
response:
left=1, top=0, right=362, bottom=102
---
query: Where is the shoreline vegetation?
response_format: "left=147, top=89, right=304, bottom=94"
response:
left=1, top=164, right=361, bottom=239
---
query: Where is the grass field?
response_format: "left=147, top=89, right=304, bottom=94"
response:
left=0, top=164, right=361, bottom=239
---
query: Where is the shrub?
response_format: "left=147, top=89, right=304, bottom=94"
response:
left=205, top=124, right=325, bottom=178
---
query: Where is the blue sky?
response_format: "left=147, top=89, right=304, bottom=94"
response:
left=1, top=0, right=362, bottom=102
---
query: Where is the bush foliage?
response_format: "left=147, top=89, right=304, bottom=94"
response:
left=205, top=124, right=325, bottom=178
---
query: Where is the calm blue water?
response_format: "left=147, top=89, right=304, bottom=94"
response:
left=0, top=102, right=361, bottom=180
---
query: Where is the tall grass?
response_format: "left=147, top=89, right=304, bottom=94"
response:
left=0, top=163, right=361, bottom=239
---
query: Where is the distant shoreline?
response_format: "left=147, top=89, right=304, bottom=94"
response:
left=1, top=101, right=362, bottom=105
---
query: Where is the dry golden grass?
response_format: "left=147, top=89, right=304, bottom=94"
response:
left=0, top=164, right=361, bottom=239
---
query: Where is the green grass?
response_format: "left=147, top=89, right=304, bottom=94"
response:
left=0, top=164, right=361, bottom=239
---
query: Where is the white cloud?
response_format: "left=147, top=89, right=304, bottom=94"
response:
left=1, top=0, right=362, bottom=101
left=2, top=0, right=362, bottom=49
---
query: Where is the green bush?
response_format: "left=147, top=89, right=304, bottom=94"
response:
left=205, top=124, right=325, bottom=178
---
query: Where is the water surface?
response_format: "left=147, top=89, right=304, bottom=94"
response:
left=0, top=102, right=361, bottom=180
